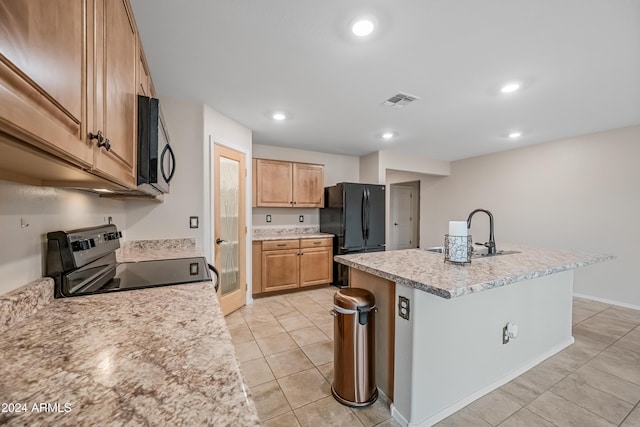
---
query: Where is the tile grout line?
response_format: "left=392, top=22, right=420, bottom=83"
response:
left=619, top=400, right=639, bottom=426
left=520, top=302, right=640, bottom=427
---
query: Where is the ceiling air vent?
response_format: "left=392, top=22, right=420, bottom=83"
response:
left=382, top=92, right=420, bottom=108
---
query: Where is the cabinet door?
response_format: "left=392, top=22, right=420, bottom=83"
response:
left=293, top=163, right=324, bottom=207
left=137, top=42, right=151, bottom=96
left=255, top=159, right=293, bottom=207
left=262, top=249, right=299, bottom=292
left=92, top=0, right=137, bottom=188
left=0, top=0, right=93, bottom=166
left=300, top=247, right=332, bottom=287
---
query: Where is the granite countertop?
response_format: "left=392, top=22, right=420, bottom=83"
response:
left=0, top=243, right=259, bottom=426
left=334, top=244, right=614, bottom=299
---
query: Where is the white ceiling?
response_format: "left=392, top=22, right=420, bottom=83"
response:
left=130, top=0, right=640, bottom=161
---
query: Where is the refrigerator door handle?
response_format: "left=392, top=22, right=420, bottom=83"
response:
left=361, top=189, right=367, bottom=240
left=364, top=187, right=370, bottom=240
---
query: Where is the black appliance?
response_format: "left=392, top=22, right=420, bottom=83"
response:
left=46, top=224, right=218, bottom=298
left=137, top=95, right=175, bottom=195
left=320, top=182, right=385, bottom=287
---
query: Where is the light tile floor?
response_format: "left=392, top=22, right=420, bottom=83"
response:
left=225, top=287, right=640, bottom=426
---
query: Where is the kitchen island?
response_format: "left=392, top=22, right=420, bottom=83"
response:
left=335, top=244, right=613, bottom=427
left=0, top=243, right=259, bottom=426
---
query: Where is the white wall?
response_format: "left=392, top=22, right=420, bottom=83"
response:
left=360, top=150, right=450, bottom=185
left=0, top=180, right=126, bottom=295
left=252, top=144, right=359, bottom=227
left=359, top=151, right=380, bottom=184
left=420, top=125, right=640, bottom=308
left=125, top=97, right=205, bottom=246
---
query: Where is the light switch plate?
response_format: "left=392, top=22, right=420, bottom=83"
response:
left=299, top=215, right=304, bottom=223
left=189, top=216, right=199, bottom=228
left=266, top=215, right=272, bottom=223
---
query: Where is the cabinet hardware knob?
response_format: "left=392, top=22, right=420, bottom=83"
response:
left=98, top=138, right=111, bottom=151
left=89, top=130, right=104, bottom=143
left=276, top=243, right=286, bottom=246
left=216, top=238, right=226, bottom=244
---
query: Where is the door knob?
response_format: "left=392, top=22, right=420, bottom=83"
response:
left=216, top=238, right=226, bottom=244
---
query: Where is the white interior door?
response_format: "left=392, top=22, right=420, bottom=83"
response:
left=390, top=186, right=414, bottom=250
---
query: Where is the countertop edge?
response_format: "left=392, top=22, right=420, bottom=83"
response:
left=252, top=232, right=334, bottom=241
left=335, top=251, right=615, bottom=299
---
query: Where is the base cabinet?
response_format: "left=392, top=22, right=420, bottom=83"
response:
left=253, top=237, right=333, bottom=295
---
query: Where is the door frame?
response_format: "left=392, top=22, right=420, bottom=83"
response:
left=207, top=136, right=252, bottom=309
left=389, top=181, right=420, bottom=250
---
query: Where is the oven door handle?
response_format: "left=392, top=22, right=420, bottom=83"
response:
left=207, top=263, right=220, bottom=293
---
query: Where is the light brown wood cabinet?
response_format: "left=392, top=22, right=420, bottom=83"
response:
left=92, top=0, right=137, bottom=188
left=0, top=0, right=94, bottom=168
left=0, top=0, right=147, bottom=189
left=253, top=237, right=333, bottom=295
left=253, top=159, right=324, bottom=208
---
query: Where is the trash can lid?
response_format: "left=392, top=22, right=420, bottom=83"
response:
left=334, top=288, right=375, bottom=310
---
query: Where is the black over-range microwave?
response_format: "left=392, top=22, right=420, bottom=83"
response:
left=137, top=95, right=175, bottom=195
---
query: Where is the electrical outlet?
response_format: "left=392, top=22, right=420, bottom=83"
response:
left=503, top=325, right=509, bottom=344
left=299, top=215, right=304, bottom=223
left=398, top=296, right=410, bottom=320
left=189, top=216, right=199, bottom=228
left=266, top=215, right=272, bottom=223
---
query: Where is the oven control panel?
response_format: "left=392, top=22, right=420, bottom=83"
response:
left=47, top=224, right=122, bottom=272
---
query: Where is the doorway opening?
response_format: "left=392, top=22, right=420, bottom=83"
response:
left=389, top=181, right=420, bottom=250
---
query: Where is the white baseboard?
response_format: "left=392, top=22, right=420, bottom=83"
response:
left=573, top=293, right=640, bottom=311
left=390, top=404, right=410, bottom=427
left=391, top=338, right=574, bottom=427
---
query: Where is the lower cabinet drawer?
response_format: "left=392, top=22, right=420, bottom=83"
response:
left=300, top=237, right=332, bottom=248
left=262, top=239, right=300, bottom=251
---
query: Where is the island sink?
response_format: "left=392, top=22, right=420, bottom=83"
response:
left=422, top=246, right=521, bottom=258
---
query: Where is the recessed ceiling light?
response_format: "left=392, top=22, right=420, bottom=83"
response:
left=381, top=131, right=397, bottom=140
left=352, top=20, right=374, bottom=37
left=508, top=132, right=522, bottom=139
left=501, top=82, right=521, bottom=93
left=272, top=112, right=286, bottom=121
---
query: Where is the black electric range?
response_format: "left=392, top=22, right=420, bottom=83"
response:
left=46, top=224, right=218, bottom=298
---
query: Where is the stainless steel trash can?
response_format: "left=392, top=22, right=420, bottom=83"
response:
left=331, top=288, right=378, bottom=407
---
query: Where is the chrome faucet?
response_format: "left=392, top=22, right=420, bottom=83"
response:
left=467, top=209, right=496, bottom=255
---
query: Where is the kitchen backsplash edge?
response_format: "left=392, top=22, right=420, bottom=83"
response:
left=0, top=277, right=53, bottom=333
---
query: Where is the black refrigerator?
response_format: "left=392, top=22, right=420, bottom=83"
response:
left=320, top=182, right=385, bottom=287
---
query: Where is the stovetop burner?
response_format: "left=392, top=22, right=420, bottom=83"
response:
left=46, top=224, right=216, bottom=298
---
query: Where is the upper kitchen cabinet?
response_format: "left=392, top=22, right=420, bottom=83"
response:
left=137, top=40, right=155, bottom=97
left=253, top=158, right=324, bottom=208
left=0, top=0, right=93, bottom=167
left=92, top=0, right=137, bottom=188
left=292, top=162, right=324, bottom=207
left=0, top=0, right=144, bottom=189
